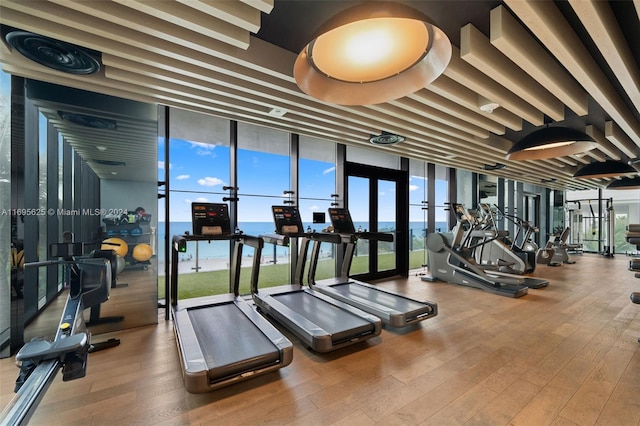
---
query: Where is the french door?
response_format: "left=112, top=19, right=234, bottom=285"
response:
left=345, top=162, right=408, bottom=280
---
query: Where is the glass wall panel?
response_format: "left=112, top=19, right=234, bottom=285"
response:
left=378, top=179, right=397, bottom=272
left=0, top=70, right=10, bottom=358
left=57, top=135, right=63, bottom=292
left=408, top=160, right=428, bottom=270
left=478, top=174, right=498, bottom=206
left=237, top=122, right=290, bottom=294
left=457, top=169, right=474, bottom=208
left=567, top=188, right=640, bottom=254
left=164, top=110, right=231, bottom=298
left=37, top=113, right=47, bottom=308
left=299, top=135, right=336, bottom=281
left=348, top=176, right=370, bottom=275
left=435, top=165, right=450, bottom=231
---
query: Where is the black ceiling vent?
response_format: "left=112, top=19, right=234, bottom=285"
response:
left=91, top=159, right=126, bottom=167
left=6, top=30, right=101, bottom=75
left=482, top=163, right=507, bottom=171
left=58, top=111, right=117, bottom=130
left=369, top=131, right=405, bottom=145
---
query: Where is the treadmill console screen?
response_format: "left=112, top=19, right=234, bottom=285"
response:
left=191, top=203, right=231, bottom=236
left=328, top=208, right=356, bottom=234
left=272, top=205, right=303, bottom=235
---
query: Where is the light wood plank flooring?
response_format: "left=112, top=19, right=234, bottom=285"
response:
left=2, top=253, right=640, bottom=425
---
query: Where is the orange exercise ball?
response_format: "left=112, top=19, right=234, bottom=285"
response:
left=132, top=243, right=152, bottom=262
left=101, top=237, right=128, bottom=258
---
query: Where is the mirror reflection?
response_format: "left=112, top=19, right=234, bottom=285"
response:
left=7, top=79, right=158, bottom=349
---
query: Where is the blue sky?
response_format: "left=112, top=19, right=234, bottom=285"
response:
left=159, top=138, right=337, bottom=222
left=158, top=137, right=450, bottom=223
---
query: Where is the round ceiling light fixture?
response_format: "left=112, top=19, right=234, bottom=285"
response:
left=606, top=176, right=640, bottom=190
left=573, top=160, right=637, bottom=179
left=6, top=31, right=101, bottom=75
left=506, top=126, right=598, bottom=161
left=293, top=2, right=452, bottom=105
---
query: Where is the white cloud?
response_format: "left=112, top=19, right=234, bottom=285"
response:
left=158, top=161, right=172, bottom=170
left=409, top=184, right=419, bottom=192
left=184, top=197, right=207, bottom=204
left=309, top=205, right=319, bottom=211
left=197, top=176, right=224, bottom=187
left=323, top=166, right=336, bottom=175
left=188, top=141, right=215, bottom=149
left=197, top=150, right=214, bottom=157
left=176, top=174, right=190, bottom=180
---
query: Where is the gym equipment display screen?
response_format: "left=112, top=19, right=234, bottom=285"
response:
left=328, top=208, right=356, bottom=234
left=272, top=206, right=303, bottom=235
left=191, top=203, right=231, bottom=236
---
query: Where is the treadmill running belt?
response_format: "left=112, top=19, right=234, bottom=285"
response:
left=327, top=282, right=426, bottom=312
left=271, top=291, right=373, bottom=338
left=187, top=303, right=280, bottom=380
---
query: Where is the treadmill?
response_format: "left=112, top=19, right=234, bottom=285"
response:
left=170, top=203, right=293, bottom=393
left=254, top=207, right=382, bottom=353
left=304, top=207, right=437, bottom=327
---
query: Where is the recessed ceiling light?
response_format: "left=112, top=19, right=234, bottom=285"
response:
left=268, top=107, right=287, bottom=117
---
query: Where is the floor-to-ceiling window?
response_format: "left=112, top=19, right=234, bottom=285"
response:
left=409, top=160, right=428, bottom=270
left=37, top=113, right=48, bottom=309
left=0, top=70, right=11, bottom=357
left=237, top=123, right=291, bottom=293
left=298, top=135, right=337, bottom=281
left=566, top=188, right=640, bottom=254
left=435, top=165, right=450, bottom=231
left=162, top=109, right=231, bottom=296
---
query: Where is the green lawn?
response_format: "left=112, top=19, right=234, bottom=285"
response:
left=159, top=250, right=427, bottom=299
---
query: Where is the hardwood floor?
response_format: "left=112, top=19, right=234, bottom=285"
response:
left=2, top=253, right=640, bottom=425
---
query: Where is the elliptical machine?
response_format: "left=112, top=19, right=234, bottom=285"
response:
left=480, top=204, right=539, bottom=274
left=422, top=204, right=530, bottom=298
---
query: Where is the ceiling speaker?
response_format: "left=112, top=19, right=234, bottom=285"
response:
left=369, top=131, right=405, bottom=145
left=58, top=111, right=117, bottom=130
left=6, top=31, right=101, bottom=75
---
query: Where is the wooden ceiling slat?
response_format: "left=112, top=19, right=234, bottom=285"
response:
left=504, top=0, right=640, bottom=147
left=445, top=46, right=544, bottom=126
left=490, top=5, right=589, bottom=117
left=460, top=23, right=565, bottom=121
left=113, top=0, right=251, bottom=49
left=1, top=0, right=616, bottom=190
left=569, top=0, right=640, bottom=118
left=429, top=75, right=523, bottom=131
left=174, top=0, right=262, bottom=33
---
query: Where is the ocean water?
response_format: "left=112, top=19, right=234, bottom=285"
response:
left=156, top=221, right=448, bottom=262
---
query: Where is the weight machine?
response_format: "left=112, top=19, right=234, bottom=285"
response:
left=565, top=197, right=614, bottom=256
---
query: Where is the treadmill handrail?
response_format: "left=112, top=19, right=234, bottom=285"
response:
left=349, top=231, right=394, bottom=243
left=170, top=232, right=264, bottom=304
